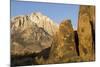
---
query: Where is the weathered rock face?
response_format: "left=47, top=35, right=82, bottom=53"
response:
left=29, top=12, right=58, bottom=35
left=79, top=5, right=95, bottom=41
left=79, top=6, right=95, bottom=30
left=78, top=5, right=95, bottom=61
left=48, top=20, right=78, bottom=63
left=11, top=12, right=58, bottom=56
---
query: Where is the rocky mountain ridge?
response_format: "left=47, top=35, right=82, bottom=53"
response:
left=11, top=12, right=58, bottom=36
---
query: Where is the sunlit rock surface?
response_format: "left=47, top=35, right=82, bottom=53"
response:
left=77, top=5, right=95, bottom=61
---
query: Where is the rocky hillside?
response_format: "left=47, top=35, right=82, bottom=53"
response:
left=11, top=12, right=59, bottom=66
left=11, top=12, right=58, bottom=56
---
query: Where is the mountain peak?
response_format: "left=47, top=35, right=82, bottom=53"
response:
left=11, top=12, right=58, bottom=35
left=29, top=12, right=58, bottom=35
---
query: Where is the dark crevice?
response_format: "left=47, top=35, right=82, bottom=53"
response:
left=90, top=21, right=95, bottom=53
left=19, top=19, right=21, bottom=27
left=74, top=31, right=80, bottom=56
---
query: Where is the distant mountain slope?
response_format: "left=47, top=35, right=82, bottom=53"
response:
left=11, top=12, right=58, bottom=56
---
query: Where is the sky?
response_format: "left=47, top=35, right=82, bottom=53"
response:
left=11, top=0, right=80, bottom=29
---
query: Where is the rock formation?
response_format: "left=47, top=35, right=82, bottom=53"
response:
left=29, top=12, right=58, bottom=35
left=50, top=20, right=78, bottom=60
left=11, top=5, right=95, bottom=66
left=77, top=5, right=95, bottom=61
left=36, top=20, right=79, bottom=64
left=11, top=12, right=58, bottom=56
left=11, top=12, right=59, bottom=66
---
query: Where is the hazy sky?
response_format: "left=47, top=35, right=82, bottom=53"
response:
left=11, top=0, right=80, bottom=29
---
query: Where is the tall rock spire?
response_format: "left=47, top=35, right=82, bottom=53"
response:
left=77, top=5, right=95, bottom=61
